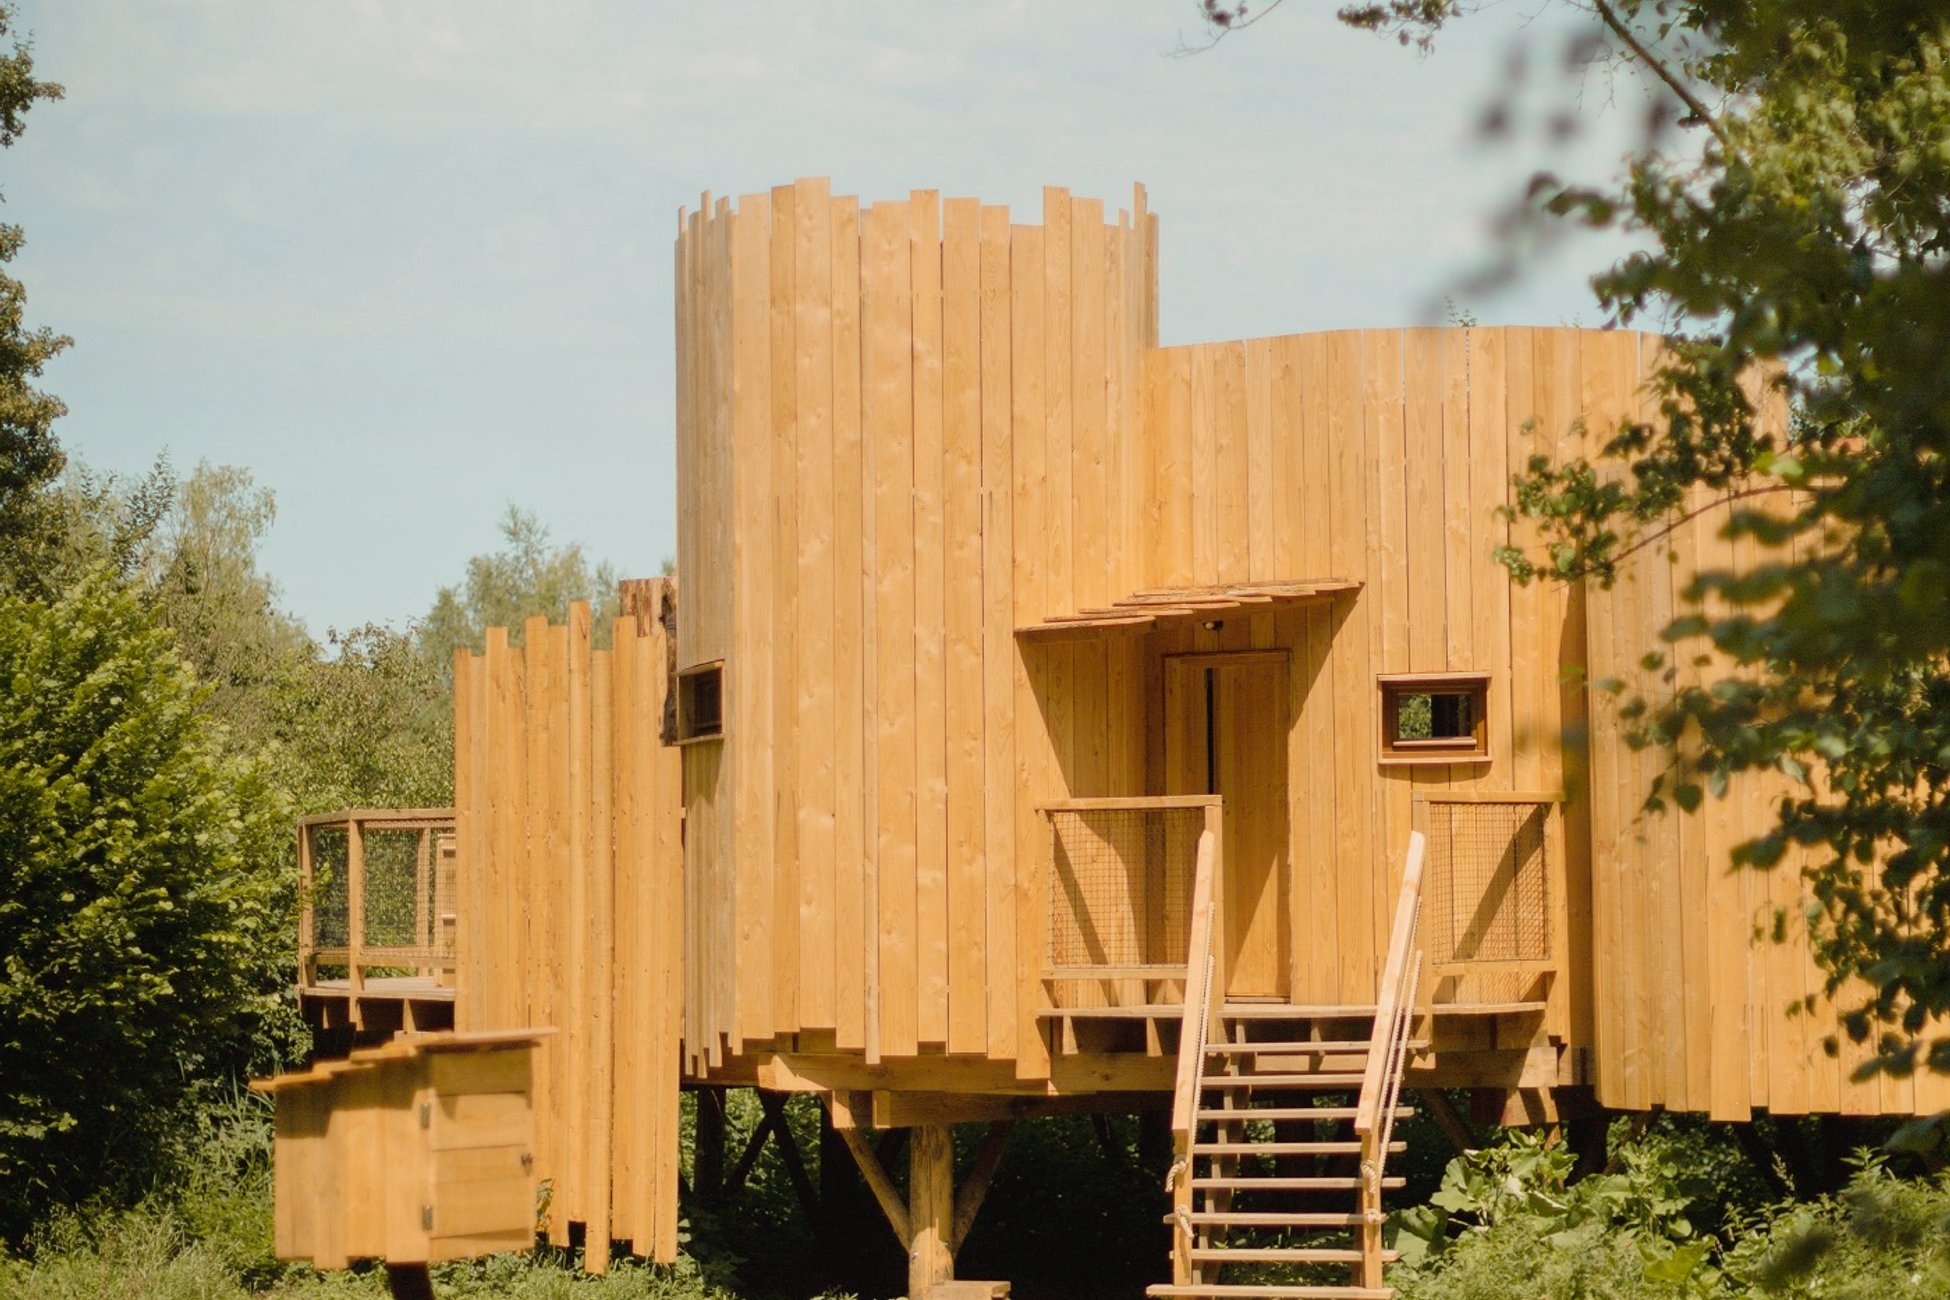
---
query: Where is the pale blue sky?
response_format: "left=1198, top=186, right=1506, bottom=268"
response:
left=7, top=1, right=1653, bottom=637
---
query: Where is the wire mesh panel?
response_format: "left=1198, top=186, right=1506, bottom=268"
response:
left=1421, top=799, right=1552, bottom=966
left=301, top=814, right=457, bottom=976
left=309, top=826, right=350, bottom=949
left=1046, top=804, right=1204, bottom=971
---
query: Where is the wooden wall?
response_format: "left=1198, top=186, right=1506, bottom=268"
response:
left=1134, top=327, right=1626, bottom=1045
left=1581, top=362, right=1950, bottom=1119
left=670, top=177, right=1941, bottom=1120
left=452, top=585, right=684, bottom=1265
left=672, top=181, right=1158, bottom=1077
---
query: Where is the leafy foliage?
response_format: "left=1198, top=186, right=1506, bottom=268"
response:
left=0, top=7, right=67, bottom=594
left=1393, top=1126, right=1950, bottom=1299
left=0, top=573, right=294, bottom=1237
left=420, top=506, right=621, bottom=676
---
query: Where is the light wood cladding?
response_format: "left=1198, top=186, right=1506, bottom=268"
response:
left=452, top=586, right=683, bottom=1263
left=660, top=178, right=1927, bottom=1124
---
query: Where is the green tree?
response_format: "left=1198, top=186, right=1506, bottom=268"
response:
left=1266, top=0, right=1950, bottom=1077
left=141, top=463, right=311, bottom=740
left=419, top=504, right=621, bottom=673
left=0, top=572, right=293, bottom=1236
left=0, top=4, right=67, bottom=591
left=271, top=622, right=453, bottom=813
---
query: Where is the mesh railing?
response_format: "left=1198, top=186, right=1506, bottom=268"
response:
left=1045, top=802, right=1205, bottom=974
left=1419, top=797, right=1552, bottom=967
left=301, top=811, right=457, bottom=981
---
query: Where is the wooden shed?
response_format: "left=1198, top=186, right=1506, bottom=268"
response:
left=284, top=180, right=1947, bottom=1300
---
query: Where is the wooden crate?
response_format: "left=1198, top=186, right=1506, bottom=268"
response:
left=251, top=1030, right=548, bottom=1267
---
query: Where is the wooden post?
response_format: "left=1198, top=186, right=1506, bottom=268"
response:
left=909, top=1124, right=956, bottom=1298
left=297, top=824, right=315, bottom=988
left=695, top=1088, right=726, bottom=1202
left=347, top=817, right=367, bottom=1023
left=1357, top=1129, right=1383, bottom=1290
left=413, top=828, right=432, bottom=977
left=384, top=1263, right=436, bottom=1300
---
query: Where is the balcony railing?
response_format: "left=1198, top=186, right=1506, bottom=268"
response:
left=298, top=808, right=457, bottom=996
left=1040, top=796, right=1223, bottom=1007
left=1412, top=791, right=1565, bottom=1002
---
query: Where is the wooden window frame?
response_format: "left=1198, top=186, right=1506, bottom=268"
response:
left=1377, top=671, right=1490, bottom=767
left=675, top=660, right=726, bottom=745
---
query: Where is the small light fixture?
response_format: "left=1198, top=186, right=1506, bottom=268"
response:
left=1202, top=619, right=1224, bottom=632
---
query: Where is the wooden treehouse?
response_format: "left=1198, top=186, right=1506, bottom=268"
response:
left=270, top=180, right=1950, bottom=1300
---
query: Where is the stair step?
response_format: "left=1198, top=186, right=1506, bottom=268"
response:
left=1162, top=1211, right=1366, bottom=1228
left=1196, top=1106, right=1411, bottom=1122
left=1192, top=1246, right=1398, bottom=1265
left=1194, top=1139, right=1404, bottom=1157
left=1199, top=1072, right=1369, bottom=1089
left=1192, top=1175, right=1405, bottom=1191
left=1220, top=1003, right=1379, bottom=1019
left=1207, top=1039, right=1373, bottom=1054
left=1147, top=1286, right=1394, bottom=1299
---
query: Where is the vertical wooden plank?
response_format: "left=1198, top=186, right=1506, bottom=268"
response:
left=1190, top=345, right=1218, bottom=587
left=1289, top=336, right=1332, bottom=1005
left=1106, top=210, right=1133, bottom=601
left=675, top=211, right=696, bottom=671
left=1043, top=187, right=1075, bottom=619
left=867, top=198, right=919, bottom=1058
left=585, top=630, right=613, bottom=1270
left=1467, top=330, right=1517, bottom=785
left=712, top=196, right=737, bottom=1062
left=565, top=606, right=593, bottom=1250
left=731, top=192, right=775, bottom=1047
left=1153, top=348, right=1195, bottom=589
left=607, top=623, right=637, bottom=1249
left=482, top=631, right=509, bottom=1034
left=1010, top=223, right=1051, bottom=1078
left=1215, top=341, right=1250, bottom=584
left=911, top=189, right=950, bottom=1047
left=1403, top=329, right=1446, bottom=675
left=795, top=177, right=838, bottom=1031
left=1363, top=329, right=1408, bottom=989
left=1245, top=336, right=1277, bottom=582
left=770, top=183, right=803, bottom=1039
left=1070, top=196, right=1108, bottom=611
left=1323, top=332, right=1375, bottom=1006
left=943, top=195, right=987, bottom=1054
left=649, top=593, right=685, bottom=1259
left=1439, top=328, right=1474, bottom=674
left=830, top=196, right=868, bottom=1052
left=980, top=204, right=1018, bottom=1060
left=447, top=654, right=470, bottom=1029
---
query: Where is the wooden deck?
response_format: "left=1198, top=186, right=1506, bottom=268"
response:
left=301, top=976, right=455, bottom=1002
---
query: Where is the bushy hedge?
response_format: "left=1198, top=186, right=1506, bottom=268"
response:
left=0, top=572, right=294, bottom=1236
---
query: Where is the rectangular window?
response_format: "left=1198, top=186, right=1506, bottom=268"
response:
left=1378, top=672, right=1490, bottom=765
left=676, top=662, right=724, bottom=743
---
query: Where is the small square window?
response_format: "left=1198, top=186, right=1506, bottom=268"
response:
left=676, top=662, right=724, bottom=743
left=1378, top=672, right=1490, bottom=765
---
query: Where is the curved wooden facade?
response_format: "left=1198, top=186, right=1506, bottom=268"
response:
left=335, top=179, right=1946, bottom=1288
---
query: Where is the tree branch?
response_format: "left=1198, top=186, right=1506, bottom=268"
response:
left=1607, top=484, right=1795, bottom=567
left=1588, top=0, right=1729, bottom=149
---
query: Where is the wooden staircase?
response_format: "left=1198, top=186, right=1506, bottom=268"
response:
left=1152, top=834, right=1427, bottom=1300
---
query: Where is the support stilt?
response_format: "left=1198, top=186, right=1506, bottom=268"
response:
left=385, top=1264, right=436, bottom=1300
left=909, top=1124, right=956, bottom=1299
left=695, top=1088, right=727, bottom=1202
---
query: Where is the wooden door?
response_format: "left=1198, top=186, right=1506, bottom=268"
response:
left=1164, top=653, right=1290, bottom=999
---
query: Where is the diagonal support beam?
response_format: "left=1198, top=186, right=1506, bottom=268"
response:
left=827, top=1101, right=912, bottom=1250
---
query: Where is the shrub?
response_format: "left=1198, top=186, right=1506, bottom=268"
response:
left=0, top=571, right=295, bottom=1236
